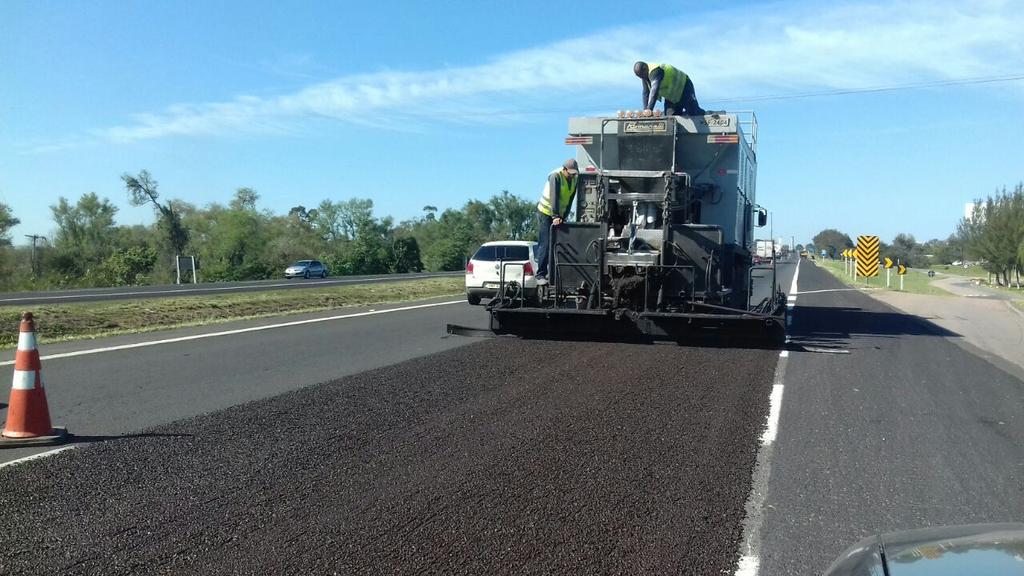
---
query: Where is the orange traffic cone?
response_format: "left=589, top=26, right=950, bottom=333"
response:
left=1, top=312, right=67, bottom=447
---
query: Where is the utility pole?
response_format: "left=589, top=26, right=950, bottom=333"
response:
left=24, top=234, right=46, bottom=278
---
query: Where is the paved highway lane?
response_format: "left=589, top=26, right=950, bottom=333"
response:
left=0, top=271, right=461, bottom=305
left=0, top=265, right=800, bottom=574
left=0, top=339, right=780, bottom=576
left=0, top=297, right=484, bottom=465
left=756, top=261, right=1024, bottom=575
left=0, top=260, right=797, bottom=467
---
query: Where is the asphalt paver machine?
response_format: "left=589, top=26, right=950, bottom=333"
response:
left=452, top=111, right=786, bottom=345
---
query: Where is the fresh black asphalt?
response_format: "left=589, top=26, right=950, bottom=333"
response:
left=0, top=339, right=779, bottom=575
left=0, top=298, right=478, bottom=465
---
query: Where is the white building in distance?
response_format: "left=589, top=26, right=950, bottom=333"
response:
left=964, top=202, right=976, bottom=222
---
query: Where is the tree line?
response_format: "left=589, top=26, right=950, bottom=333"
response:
left=0, top=170, right=537, bottom=290
left=959, top=183, right=1024, bottom=286
left=801, top=183, right=1023, bottom=285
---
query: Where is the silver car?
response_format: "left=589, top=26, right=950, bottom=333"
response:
left=284, top=260, right=328, bottom=279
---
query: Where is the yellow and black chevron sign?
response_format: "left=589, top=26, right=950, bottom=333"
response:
left=856, top=235, right=880, bottom=277
left=897, top=263, right=907, bottom=275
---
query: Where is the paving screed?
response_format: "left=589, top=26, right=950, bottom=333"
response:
left=0, top=338, right=776, bottom=575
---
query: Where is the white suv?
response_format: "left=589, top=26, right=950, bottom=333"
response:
left=465, top=241, right=539, bottom=305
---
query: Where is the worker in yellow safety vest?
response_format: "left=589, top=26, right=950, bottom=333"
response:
left=634, top=61, right=705, bottom=117
left=534, top=158, right=579, bottom=285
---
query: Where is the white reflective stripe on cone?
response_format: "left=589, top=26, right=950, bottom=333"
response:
left=12, top=370, right=37, bottom=390
left=17, top=331, right=37, bottom=351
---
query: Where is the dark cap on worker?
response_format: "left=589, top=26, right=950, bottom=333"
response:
left=563, top=158, right=579, bottom=174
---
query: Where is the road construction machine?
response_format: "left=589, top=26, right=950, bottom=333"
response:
left=451, top=110, right=786, bottom=345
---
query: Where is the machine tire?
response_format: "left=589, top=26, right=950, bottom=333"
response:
left=321, top=270, right=327, bottom=278
left=304, top=270, right=310, bottom=279
left=467, top=294, right=482, bottom=306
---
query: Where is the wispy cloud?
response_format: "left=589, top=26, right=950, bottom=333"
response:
left=40, top=0, right=1024, bottom=149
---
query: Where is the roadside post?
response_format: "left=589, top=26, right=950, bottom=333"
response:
left=898, top=260, right=906, bottom=291
left=884, top=257, right=894, bottom=289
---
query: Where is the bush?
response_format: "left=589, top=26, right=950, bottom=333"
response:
left=96, top=246, right=158, bottom=286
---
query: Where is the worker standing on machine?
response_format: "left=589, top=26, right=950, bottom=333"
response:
left=534, top=158, right=579, bottom=286
left=634, top=61, right=705, bottom=117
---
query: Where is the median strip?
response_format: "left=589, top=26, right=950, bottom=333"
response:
left=1, top=277, right=463, bottom=349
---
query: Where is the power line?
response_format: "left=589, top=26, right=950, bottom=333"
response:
left=712, top=72, right=1024, bottom=104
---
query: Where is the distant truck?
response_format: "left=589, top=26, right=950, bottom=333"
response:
left=755, top=239, right=777, bottom=262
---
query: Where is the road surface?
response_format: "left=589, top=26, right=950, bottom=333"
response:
left=756, top=260, right=1024, bottom=574
left=3, top=258, right=1020, bottom=575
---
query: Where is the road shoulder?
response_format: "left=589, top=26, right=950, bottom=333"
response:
left=868, top=289, right=1024, bottom=380
left=760, top=260, right=1024, bottom=575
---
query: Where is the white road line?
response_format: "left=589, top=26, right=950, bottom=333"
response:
left=792, top=288, right=862, bottom=295
left=734, top=257, right=798, bottom=576
left=761, top=384, right=785, bottom=446
left=789, top=258, right=801, bottom=298
left=734, top=362, right=789, bottom=576
left=0, top=300, right=464, bottom=366
left=735, top=555, right=759, bottom=576
left=0, top=274, right=456, bottom=304
left=0, top=445, right=78, bottom=469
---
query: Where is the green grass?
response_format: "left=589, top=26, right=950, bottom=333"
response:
left=816, top=259, right=953, bottom=296
left=1014, top=301, right=1024, bottom=312
left=0, top=277, right=464, bottom=349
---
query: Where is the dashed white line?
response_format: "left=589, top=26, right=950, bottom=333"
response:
left=789, top=258, right=801, bottom=297
left=761, top=384, right=785, bottom=446
left=734, top=259, right=798, bottom=576
left=735, top=555, right=759, bottom=576
left=0, top=300, right=464, bottom=366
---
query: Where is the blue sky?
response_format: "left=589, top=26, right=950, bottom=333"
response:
left=2, top=0, right=1023, bottom=248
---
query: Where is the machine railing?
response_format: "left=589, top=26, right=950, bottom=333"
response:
left=731, top=110, right=758, bottom=154
left=497, top=260, right=529, bottom=308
